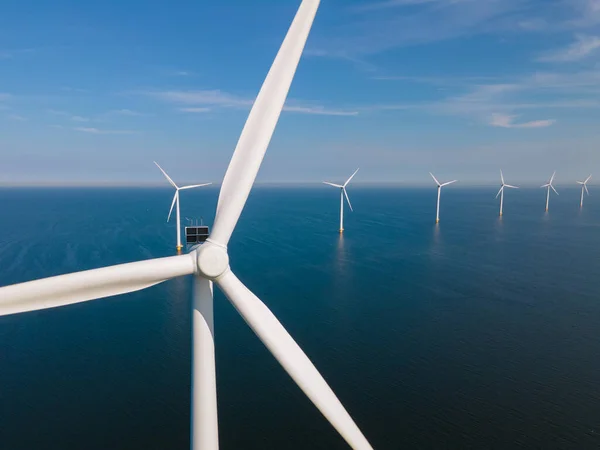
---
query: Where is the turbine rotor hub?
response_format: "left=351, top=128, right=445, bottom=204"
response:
left=195, top=242, right=230, bottom=280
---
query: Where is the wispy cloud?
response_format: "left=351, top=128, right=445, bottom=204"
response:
left=282, top=105, right=359, bottom=116
left=489, top=113, right=555, bottom=128
left=360, top=69, right=600, bottom=124
left=537, top=34, right=600, bottom=62
left=60, top=87, right=90, bottom=93
left=144, top=89, right=359, bottom=116
left=148, top=89, right=251, bottom=108
left=310, top=0, right=527, bottom=57
left=7, top=114, right=27, bottom=121
left=105, top=109, right=146, bottom=116
left=71, top=115, right=90, bottom=122
left=350, top=0, right=444, bottom=13
left=311, top=0, right=600, bottom=60
left=179, top=107, right=212, bottom=113
left=74, top=127, right=137, bottom=135
left=0, top=93, right=11, bottom=101
left=0, top=48, right=35, bottom=60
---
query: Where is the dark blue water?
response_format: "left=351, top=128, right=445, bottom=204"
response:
left=1, top=186, right=600, bottom=449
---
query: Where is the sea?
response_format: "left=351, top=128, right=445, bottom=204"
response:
left=1, top=186, right=599, bottom=449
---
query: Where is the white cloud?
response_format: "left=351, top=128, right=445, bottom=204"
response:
left=145, top=89, right=358, bottom=116
left=489, top=113, right=555, bottom=128
left=350, top=0, right=441, bottom=13
left=179, top=107, right=212, bottom=113
left=0, top=48, right=35, bottom=60
left=282, top=105, right=359, bottom=116
left=538, top=34, right=600, bottom=62
left=105, top=109, right=146, bottom=116
left=0, top=93, right=11, bottom=101
left=148, top=89, right=251, bottom=108
left=74, top=127, right=136, bottom=135
left=7, top=114, right=27, bottom=121
left=71, top=115, right=90, bottom=122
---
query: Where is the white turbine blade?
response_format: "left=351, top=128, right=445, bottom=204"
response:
left=441, top=180, right=457, bottom=187
left=343, top=187, right=353, bottom=212
left=504, top=184, right=519, bottom=189
left=541, top=183, right=550, bottom=188
left=216, top=270, right=373, bottom=450
left=576, top=181, right=584, bottom=185
left=549, top=171, right=556, bottom=184
left=429, top=172, right=440, bottom=186
left=495, top=186, right=504, bottom=198
left=180, top=183, right=212, bottom=191
left=500, top=169, right=505, bottom=185
left=210, top=0, right=321, bottom=247
left=551, top=185, right=559, bottom=195
left=585, top=184, right=590, bottom=195
left=0, top=255, right=196, bottom=317
left=343, top=168, right=360, bottom=187
left=167, top=191, right=178, bottom=222
left=585, top=174, right=592, bottom=184
left=154, top=161, right=178, bottom=189
left=323, top=181, right=343, bottom=188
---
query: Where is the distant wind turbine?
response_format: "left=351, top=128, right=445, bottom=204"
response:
left=430, top=172, right=457, bottom=223
left=324, top=168, right=359, bottom=233
left=154, top=161, right=211, bottom=251
left=541, top=171, right=558, bottom=211
left=576, top=175, right=592, bottom=208
left=496, top=170, right=518, bottom=216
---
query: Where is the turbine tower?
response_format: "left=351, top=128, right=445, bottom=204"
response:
left=541, top=171, right=558, bottom=211
left=154, top=161, right=211, bottom=252
left=576, top=175, right=592, bottom=208
left=496, top=169, right=518, bottom=216
left=324, top=168, right=359, bottom=233
left=430, top=172, right=457, bottom=223
left=0, top=2, right=374, bottom=449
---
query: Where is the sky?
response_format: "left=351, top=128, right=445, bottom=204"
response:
left=1, top=0, right=600, bottom=186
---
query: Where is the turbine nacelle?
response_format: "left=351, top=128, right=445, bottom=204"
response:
left=324, top=168, right=359, bottom=213
left=541, top=171, right=559, bottom=195
left=429, top=172, right=457, bottom=188
left=576, top=174, right=592, bottom=195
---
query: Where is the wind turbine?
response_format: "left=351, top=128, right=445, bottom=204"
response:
left=323, top=169, right=359, bottom=233
left=430, top=172, right=457, bottom=223
left=154, top=161, right=211, bottom=252
left=541, top=171, right=558, bottom=211
left=577, top=174, right=592, bottom=208
left=496, top=170, right=518, bottom=216
left=0, top=2, right=373, bottom=450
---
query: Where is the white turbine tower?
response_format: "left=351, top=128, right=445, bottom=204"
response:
left=496, top=170, right=518, bottom=216
left=0, top=2, right=373, bottom=450
left=154, top=161, right=211, bottom=252
left=430, top=172, right=457, bottom=223
left=541, top=171, right=558, bottom=211
left=576, top=174, right=592, bottom=208
left=324, top=169, right=359, bottom=233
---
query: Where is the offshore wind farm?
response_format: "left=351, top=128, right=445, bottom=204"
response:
left=2, top=0, right=600, bottom=449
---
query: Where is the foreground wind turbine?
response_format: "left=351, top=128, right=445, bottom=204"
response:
left=496, top=170, right=518, bottom=216
left=576, top=174, right=592, bottom=208
left=323, top=169, right=359, bottom=233
left=154, top=161, right=211, bottom=251
left=541, top=171, right=558, bottom=211
left=0, top=2, right=373, bottom=450
left=430, top=172, right=457, bottom=223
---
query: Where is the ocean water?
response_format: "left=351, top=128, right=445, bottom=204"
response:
left=1, top=186, right=600, bottom=449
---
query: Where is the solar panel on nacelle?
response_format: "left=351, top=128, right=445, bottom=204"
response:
left=185, top=226, right=210, bottom=244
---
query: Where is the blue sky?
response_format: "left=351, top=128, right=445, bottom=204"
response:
left=1, top=0, right=600, bottom=185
